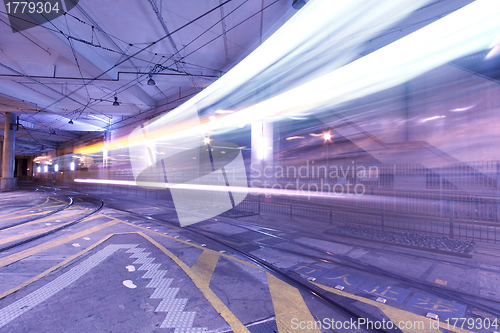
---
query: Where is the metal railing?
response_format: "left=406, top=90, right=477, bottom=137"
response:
left=37, top=160, right=500, bottom=243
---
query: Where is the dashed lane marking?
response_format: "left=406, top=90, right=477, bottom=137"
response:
left=0, top=232, right=141, bottom=300
left=267, top=273, right=321, bottom=333
left=0, top=244, right=137, bottom=328
left=139, top=232, right=250, bottom=333
left=190, top=250, right=221, bottom=286
left=0, top=210, right=58, bottom=222
left=0, top=218, right=119, bottom=268
left=0, top=198, right=50, bottom=217
left=434, top=279, right=447, bottom=286
left=0, top=214, right=102, bottom=246
left=311, top=281, right=474, bottom=333
left=0, top=209, right=88, bottom=231
left=113, top=215, right=476, bottom=332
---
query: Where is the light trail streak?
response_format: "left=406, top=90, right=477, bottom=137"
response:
left=76, top=0, right=434, bottom=154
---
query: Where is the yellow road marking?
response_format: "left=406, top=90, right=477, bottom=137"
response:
left=115, top=214, right=472, bottom=333
left=0, top=215, right=103, bottom=246
left=267, top=273, right=320, bottom=333
left=434, top=279, right=447, bottom=286
left=0, top=232, right=137, bottom=300
left=0, top=198, right=51, bottom=217
left=0, top=209, right=86, bottom=231
left=115, top=219, right=261, bottom=271
left=190, top=250, right=221, bottom=286
left=139, top=232, right=250, bottom=333
left=0, top=210, right=55, bottom=221
left=311, top=282, right=474, bottom=333
left=0, top=219, right=119, bottom=268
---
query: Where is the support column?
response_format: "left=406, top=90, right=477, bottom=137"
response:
left=0, top=140, right=3, bottom=177
left=1, top=113, right=16, bottom=191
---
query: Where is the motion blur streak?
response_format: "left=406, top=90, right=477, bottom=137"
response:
left=141, top=0, right=500, bottom=147
left=76, top=0, right=433, bottom=154
left=74, top=178, right=360, bottom=200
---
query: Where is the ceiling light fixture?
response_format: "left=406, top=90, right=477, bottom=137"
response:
left=68, top=119, right=74, bottom=124
left=147, top=73, right=156, bottom=86
left=113, top=96, right=120, bottom=106
left=292, top=0, right=306, bottom=10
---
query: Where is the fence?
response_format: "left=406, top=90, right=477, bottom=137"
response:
left=41, top=160, right=500, bottom=243
left=236, top=194, right=500, bottom=243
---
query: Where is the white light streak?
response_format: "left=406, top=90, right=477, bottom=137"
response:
left=423, top=116, right=445, bottom=122
left=125, top=0, right=500, bottom=152
left=450, top=105, right=475, bottom=112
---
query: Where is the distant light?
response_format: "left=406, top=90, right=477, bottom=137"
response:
left=323, top=133, right=332, bottom=141
left=113, top=96, right=120, bottom=106
left=44, top=165, right=48, bottom=173
left=215, top=110, right=234, bottom=114
left=54, top=164, right=59, bottom=172
left=70, top=162, right=75, bottom=171
left=204, top=137, right=211, bottom=144
left=37, top=166, right=41, bottom=173
left=209, top=116, right=217, bottom=122
left=423, top=116, right=445, bottom=122
left=147, top=73, right=156, bottom=86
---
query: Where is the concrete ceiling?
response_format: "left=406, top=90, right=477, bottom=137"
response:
left=0, top=0, right=478, bottom=156
left=0, top=0, right=290, bottom=155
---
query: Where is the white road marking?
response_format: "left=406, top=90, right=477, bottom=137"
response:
left=126, top=265, right=136, bottom=272
left=123, top=280, right=137, bottom=289
left=72, top=243, right=80, bottom=247
left=0, top=244, right=138, bottom=328
left=125, top=247, right=207, bottom=331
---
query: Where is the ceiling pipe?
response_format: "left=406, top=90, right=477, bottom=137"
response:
left=0, top=72, right=219, bottom=82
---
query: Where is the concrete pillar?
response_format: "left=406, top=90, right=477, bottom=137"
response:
left=1, top=113, right=16, bottom=191
left=0, top=140, right=3, bottom=177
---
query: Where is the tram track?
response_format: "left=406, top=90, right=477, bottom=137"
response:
left=202, top=219, right=500, bottom=317
left=104, top=199, right=500, bottom=320
left=0, top=195, right=104, bottom=253
left=0, top=197, right=74, bottom=231
left=106, top=206, right=388, bottom=333
left=34, top=185, right=500, bottom=323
